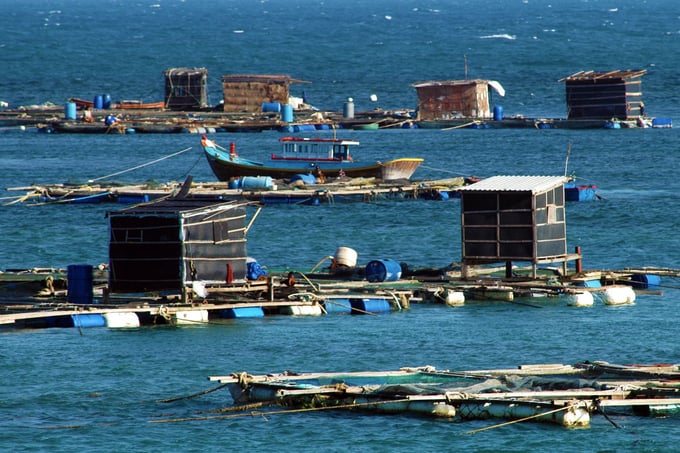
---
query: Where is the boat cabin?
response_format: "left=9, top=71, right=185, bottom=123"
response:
left=458, top=175, right=576, bottom=279
left=560, top=70, right=647, bottom=120
left=273, top=137, right=359, bottom=162
left=108, top=199, right=250, bottom=300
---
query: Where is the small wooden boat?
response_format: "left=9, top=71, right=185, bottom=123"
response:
left=202, top=136, right=423, bottom=181
left=48, top=120, right=126, bottom=134
left=115, top=100, right=165, bottom=110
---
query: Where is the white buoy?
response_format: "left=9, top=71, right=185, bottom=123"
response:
left=602, top=286, right=636, bottom=305
left=174, top=309, right=209, bottom=325
left=104, top=312, right=140, bottom=328
left=444, top=289, right=465, bottom=306
left=286, top=305, right=323, bottom=316
left=564, top=290, right=594, bottom=307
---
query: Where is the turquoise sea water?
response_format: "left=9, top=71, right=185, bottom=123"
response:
left=2, top=1, right=680, bottom=451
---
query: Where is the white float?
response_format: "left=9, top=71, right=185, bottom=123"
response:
left=103, top=312, right=140, bottom=328
left=602, top=286, right=636, bottom=305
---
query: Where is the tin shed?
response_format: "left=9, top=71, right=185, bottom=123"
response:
left=164, top=68, right=209, bottom=110
left=412, top=79, right=505, bottom=120
left=458, top=175, right=571, bottom=278
left=560, top=70, right=646, bottom=120
left=108, top=199, right=250, bottom=295
left=221, top=74, right=310, bottom=113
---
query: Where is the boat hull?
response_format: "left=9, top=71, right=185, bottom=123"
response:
left=203, top=146, right=422, bottom=181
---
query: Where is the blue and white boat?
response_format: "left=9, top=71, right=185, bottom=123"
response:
left=202, top=136, right=423, bottom=181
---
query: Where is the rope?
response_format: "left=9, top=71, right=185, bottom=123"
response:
left=418, top=165, right=471, bottom=177
left=150, top=397, right=413, bottom=424
left=88, top=147, right=193, bottom=182
left=156, top=383, right=229, bottom=403
left=295, top=271, right=319, bottom=292
left=441, top=121, right=479, bottom=130
left=464, top=404, right=575, bottom=434
left=323, top=298, right=379, bottom=316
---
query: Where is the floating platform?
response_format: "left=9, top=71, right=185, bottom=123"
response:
left=191, top=360, right=680, bottom=429
left=0, top=263, right=667, bottom=330
left=4, top=177, right=471, bottom=206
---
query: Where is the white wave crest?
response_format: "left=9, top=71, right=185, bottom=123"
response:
left=480, top=34, right=516, bottom=40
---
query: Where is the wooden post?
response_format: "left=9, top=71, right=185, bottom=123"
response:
left=575, top=246, right=582, bottom=273
left=505, top=261, right=513, bottom=278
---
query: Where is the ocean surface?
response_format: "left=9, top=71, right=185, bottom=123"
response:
left=2, top=0, right=680, bottom=451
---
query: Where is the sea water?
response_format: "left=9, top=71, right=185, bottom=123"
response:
left=2, top=0, right=680, bottom=451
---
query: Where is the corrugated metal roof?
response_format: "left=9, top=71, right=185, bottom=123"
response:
left=110, top=199, right=249, bottom=216
left=460, top=175, right=569, bottom=194
left=559, top=69, right=646, bottom=82
left=221, top=74, right=310, bottom=84
left=412, top=79, right=489, bottom=88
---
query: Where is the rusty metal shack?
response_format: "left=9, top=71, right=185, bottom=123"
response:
left=458, top=176, right=573, bottom=279
left=412, top=79, right=505, bottom=120
left=164, top=68, right=209, bottom=110
left=560, top=70, right=647, bottom=120
left=221, top=74, right=310, bottom=113
left=108, top=199, right=251, bottom=299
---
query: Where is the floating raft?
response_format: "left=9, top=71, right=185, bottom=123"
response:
left=200, top=360, right=680, bottom=428
left=4, top=177, right=469, bottom=206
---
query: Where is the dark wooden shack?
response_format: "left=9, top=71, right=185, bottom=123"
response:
left=108, top=199, right=250, bottom=298
left=164, top=68, right=209, bottom=110
left=221, top=74, right=309, bottom=113
left=412, top=79, right=505, bottom=120
left=560, top=70, right=647, bottom=120
left=458, top=176, right=572, bottom=278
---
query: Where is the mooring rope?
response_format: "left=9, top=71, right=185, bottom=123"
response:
left=150, top=397, right=413, bottom=424
left=464, top=404, right=574, bottom=434
left=418, top=164, right=472, bottom=177
left=88, top=147, right=193, bottom=182
left=156, top=383, right=229, bottom=403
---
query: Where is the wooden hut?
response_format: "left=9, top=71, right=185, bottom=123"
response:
left=164, top=68, right=209, bottom=110
left=412, top=79, right=505, bottom=120
left=458, top=176, right=576, bottom=279
left=108, top=199, right=251, bottom=299
left=560, top=70, right=647, bottom=120
left=221, top=74, right=310, bottom=113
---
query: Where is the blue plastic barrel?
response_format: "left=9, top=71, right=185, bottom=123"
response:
left=365, top=259, right=402, bottom=282
left=67, top=264, right=93, bottom=304
left=281, top=104, right=294, bottom=122
left=290, top=174, right=316, bottom=185
left=65, top=102, right=77, bottom=120
left=102, top=94, right=112, bottom=109
left=94, top=95, right=104, bottom=109
left=228, top=178, right=241, bottom=189
left=631, top=274, right=661, bottom=289
left=262, top=102, right=281, bottom=113
left=493, top=105, right=503, bottom=121
left=240, top=176, right=273, bottom=189
left=220, top=307, right=265, bottom=318
left=351, top=298, right=391, bottom=313
left=322, top=298, right=353, bottom=314
left=71, top=314, right=106, bottom=328
left=293, top=124, right=316, bottom=132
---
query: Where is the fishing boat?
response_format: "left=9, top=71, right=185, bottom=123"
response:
left=202, top=136, right=424, bottom=181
